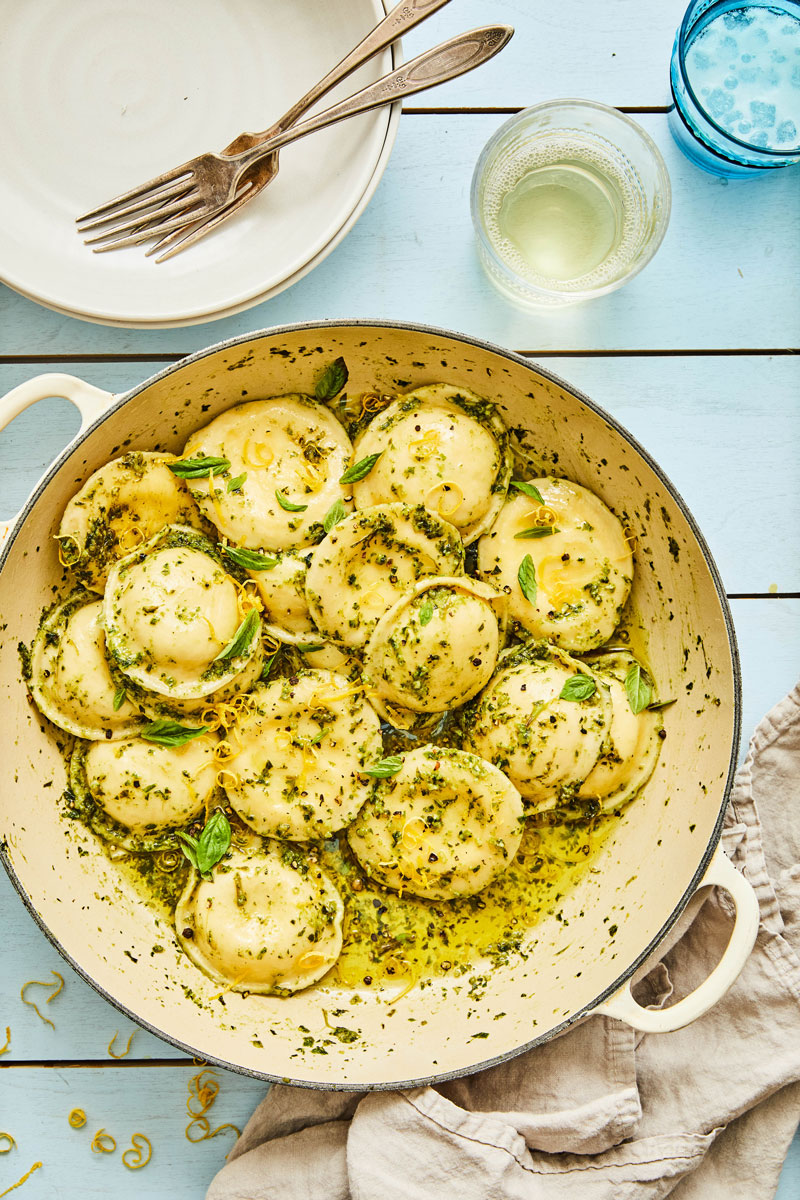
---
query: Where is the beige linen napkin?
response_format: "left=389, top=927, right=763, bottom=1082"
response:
left=207, top=686, right=800, bottom=1200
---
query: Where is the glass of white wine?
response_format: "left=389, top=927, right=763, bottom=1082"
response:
left=471, top=100, right=671, bottom=308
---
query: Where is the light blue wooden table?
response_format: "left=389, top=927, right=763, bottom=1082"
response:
left=1, top=1, right=798, bottom=1196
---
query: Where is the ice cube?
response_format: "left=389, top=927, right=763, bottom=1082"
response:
left=775, top=119, right=797, bottom=144
left=749, top=100, right=776, bottom=126
left=749, top=130, right=769, bottom=148
left=707, top=88, right=735, bottom=117
left=723, top=10, right=754, bottom=28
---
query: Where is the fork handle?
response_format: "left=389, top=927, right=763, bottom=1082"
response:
left=230, top=25, right=514, bottom=175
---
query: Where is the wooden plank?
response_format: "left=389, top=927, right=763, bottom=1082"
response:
left=0, top=115, right=798, bottom=355
left=0, top=1065, right=264, bottom=1200
left=1, top=598, right=796, bottom=1063
left=1, top=357, right=797, bottom=593
left=399, top=0, right=688, bottom=109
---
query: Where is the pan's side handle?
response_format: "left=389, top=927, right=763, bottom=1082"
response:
left=594, top=844, right=760, bottom=1033
left=0, top=374, right=116, bottom=544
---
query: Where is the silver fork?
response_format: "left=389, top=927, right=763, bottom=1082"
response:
left=76, top=25, right=513, bottom=261
left=157, top=0, right=455, bottom=260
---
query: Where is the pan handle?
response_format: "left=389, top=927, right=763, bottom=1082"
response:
left=0, top=373, right=115, bottom=544
left=594, top=843, right=760, bottom=1033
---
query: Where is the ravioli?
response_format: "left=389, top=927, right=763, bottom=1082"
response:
left=578, top=650, right=663, bottom=811
left=466, top=643, right=611, bottom=811
left=175, top=844, right=344, bottom=994
left=242, top=549, right=318, bottom=644
left=75, top=733, right=216, bottom=844
left=351, top=385, right=511, bottom=543
left=347, top=746, right=523, bottom=900
left=57, top=452, right=205, bottom=593
left=222, top=670, right=383, bottom=840
left=476, top=479, right=633, bottom=651
left=103, top=526, right=262, bottom=700
left=363, top=577, right=505, bottom=718
left=305, top=503, right=464, bottom=649
left=29, top=594, right=142, bottom=740
left=181, top=396, right=352, bottom=550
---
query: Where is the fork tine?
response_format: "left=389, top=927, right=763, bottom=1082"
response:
left=82, top=189, right=202, bottom=244
left=76, top=165, right=195, bottom=226
left=149, top=180, right=258, bottom=262
left=77, top=179, right=197, bottom=234
left=87, top=204, right=207, bottom=253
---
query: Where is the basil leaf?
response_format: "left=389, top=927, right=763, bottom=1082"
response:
left=363, top=755, right=404, bottom=779
left=323, top=498, right=347, bottom=533
left=226, top=472, right=247, bottom=493
left=648, top=697, right=676, bottom=712
left=112, top=687, right=127, bottom=712
left=517, top=554, right=537, bottom=604
left=195, top=810, right=232, bottom=876
left=296, top=642, right=325, bottom=652
left=213, top=608, right=261, bottom=662
left=315, top=356, right=349, bottom=401
left=222, top=545, right=277, bottom=571
left=511, top=480, right=545, bottom=505
left=275, top=489, right=308, bottom=513
left=419, top=598, right=433, bottom=626
left=514, top=525, right=559, bottom=540
left=168, top=455, right=230, bottom=479
left=309, top=728, right=328, bottom=745
left=625, top=663, right=653, bottom=714
left=141, top=720, right=209, bottom=747
left=340, top=453, right=382, bottom=485
left=260, top=651, right=278, bottom=681
left=174, top=831, right=199, bottom=871
left=559, top=674, right=597, bottom=702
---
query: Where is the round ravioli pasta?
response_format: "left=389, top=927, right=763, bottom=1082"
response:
left=175, top=845, right=344, bottom=994
left=466, top=644, right=611, bottom=811
left=363, top=577, right=505, bottom=717
left=57, top=451, right=205, bottom=592
left=578, top=650, right=663, bottom=811
left=240, top=548, right=317, bottom=644
left=181, top=396, right=352, bottom=550
left=77, top=732, right=216, bottom=839
left=347, top=746, right=523, bottom=900
left=477, top=479, right=633, bottom=652
left=29, top=595, right=142, bottom=740
left=222, top=671, right=383, bottom=840
left=351, top=385, right=511, bottom=543
left=104, top=526, right=262, bottom=700
left=305, top=503, right=463, bottom=649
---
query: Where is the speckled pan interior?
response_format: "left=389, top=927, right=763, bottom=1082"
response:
left=0, top=321, right=740, bottom=1088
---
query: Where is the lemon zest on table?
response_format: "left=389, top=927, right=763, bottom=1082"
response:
left=0, top=1134, right=15, bottom=1154
left=122, top=1133, right=152, bottom=1170
left=107, top=1029, right=136, bottom=1059
left=185, top=1069, right=239, bottom=1142
left=90, top=1129, right=116, bottom=1154
left=67, top=1109, right=86, bottom=1129
left=0, top=1027, right=9, bottom=1057
left=0, top=1161, right=42, bottom=1197
left=20, top=971, right=64, bottom=1029
left=426, top=481, right=463, bottom=519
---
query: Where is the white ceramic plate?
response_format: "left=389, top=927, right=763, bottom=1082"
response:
left=0, top=0, right=398, bottom=327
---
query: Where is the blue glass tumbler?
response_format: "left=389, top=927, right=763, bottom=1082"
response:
left=669, top=0, right=800, bottom=177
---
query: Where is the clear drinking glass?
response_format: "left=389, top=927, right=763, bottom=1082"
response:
left=470, top=100, right=671, bottom=309
left=670, top=0, right=800, bottom=177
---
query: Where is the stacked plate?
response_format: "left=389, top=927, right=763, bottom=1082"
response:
left=0, top=0, right=399, bottom=328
